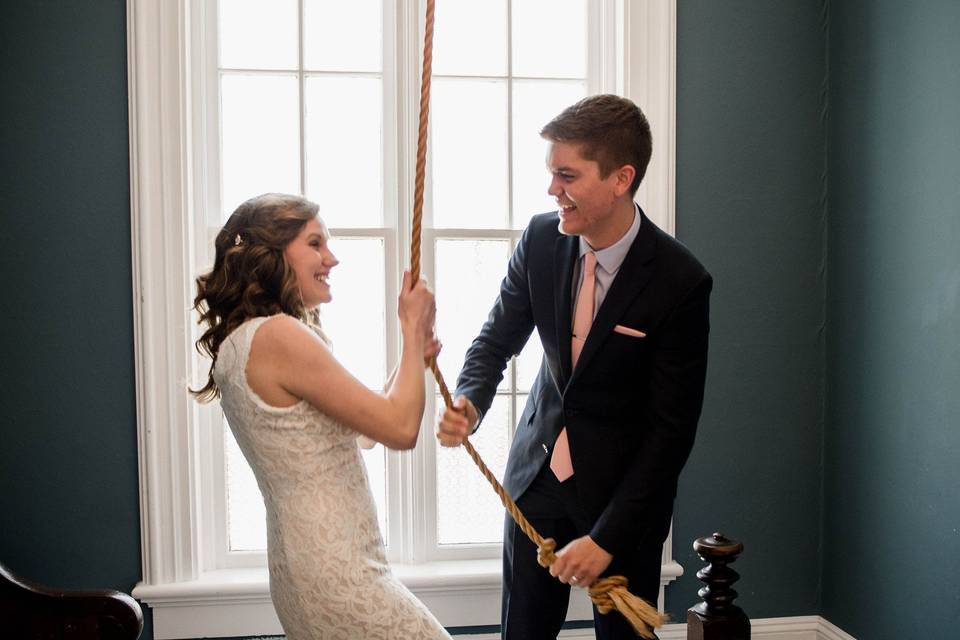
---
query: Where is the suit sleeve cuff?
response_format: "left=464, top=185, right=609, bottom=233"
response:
left=589, top=526, right=620, bottom=558
left=471, top=407, right=484, bottom=434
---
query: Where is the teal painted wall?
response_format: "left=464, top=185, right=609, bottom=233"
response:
left=823, top=0, right=960, bottom=637
left=0, top=0, right=139, bottom=590
left=0, top=0, right=828, bottom=636
left=0, top=3, right=146, bottom=632
left=13, top=1, right=953, bottom=638
left=0, top=0, right=148, bottom=630
left=667, top=0, right=827, bottom=619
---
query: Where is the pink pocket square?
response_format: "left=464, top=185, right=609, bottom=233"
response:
left=613, top=324, right=646, bottom=338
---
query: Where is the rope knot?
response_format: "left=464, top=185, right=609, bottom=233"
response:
left=536, top=538, right=557, bottom=568
left=588, top=576, right=628, bottom=613
left=588, top=576, right=667, bottom=639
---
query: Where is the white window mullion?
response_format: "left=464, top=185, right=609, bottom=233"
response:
left=418, top=228, right=439, bottom=564
left=383, top=226, right=403, bottom=563
left=297, top=0, right=306, bottom=194
left=506, top=0, right=514, bottom=230
left=396, top=0, right=426, bottom=566
left=199, top=0, right=222, bottom=232
left=380, top=0, right=403, bottom=563
left=194, top=0, right=228, bottom=574
left=202, top=412, right=224, bottom=571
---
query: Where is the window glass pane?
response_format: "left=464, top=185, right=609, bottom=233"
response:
left=304, top=76, right=383, bottom=227
left=433, top=0, right=507, bottom=77
left=435, top=239, right=511, bottom=393
left=219, top=0, right=298, bottom=70
left=304, top=0, right=381, bottom=72
left=360, top=445, right=388, bottom=546
left=321, top=237, right=386, bottom=390
left=225, top=422, right=266, bottom=551
left=437, top=395, right=510, bottom=544
left=512, top=80, right=587, bottom=229
left=515, top=334, right=544, bottom=393
left=220, top=74, right=300, bottom=215
left=512, top=0, right=587, bottom=78
left=431, top=79, right=508, bottom=229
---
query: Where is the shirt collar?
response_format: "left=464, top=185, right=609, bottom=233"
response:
left=578, top=202, right=642, bottom=274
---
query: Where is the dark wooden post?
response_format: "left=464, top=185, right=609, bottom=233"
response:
left=687, top=532, right=750, bottom=640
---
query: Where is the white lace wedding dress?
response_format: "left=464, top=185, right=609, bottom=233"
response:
left=214, top=315, right=451, bottom=639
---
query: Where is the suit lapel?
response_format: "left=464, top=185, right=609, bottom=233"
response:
left=553, top=234, right=579, bottom=385
left=566, top=212, right=658, bottom=388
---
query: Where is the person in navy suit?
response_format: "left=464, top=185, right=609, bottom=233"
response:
left=437, top=94, right=712, bottom=640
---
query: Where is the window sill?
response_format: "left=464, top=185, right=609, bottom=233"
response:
left=134, top=559, right=682, bottom=639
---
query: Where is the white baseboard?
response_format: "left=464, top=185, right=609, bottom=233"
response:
left=816, top=617, right=858, bottom=640
left=454, top=616, right=855, bottom=639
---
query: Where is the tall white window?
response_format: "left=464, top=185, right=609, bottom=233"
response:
left=211, top=0, right=593, bottom=566
left=129, top=0, right=676, bottom=636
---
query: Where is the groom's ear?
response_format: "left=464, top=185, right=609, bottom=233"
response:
left=613, top=164, right=636, bottom=197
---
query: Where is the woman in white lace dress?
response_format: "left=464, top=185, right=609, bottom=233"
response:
left=191, top=193, right=451, bottom=639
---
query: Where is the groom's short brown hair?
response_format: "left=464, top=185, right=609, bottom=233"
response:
left=540, top=94, right=652, bottom=196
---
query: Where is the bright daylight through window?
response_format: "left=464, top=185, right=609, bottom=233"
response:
left=216, top=0, right=587, bottom=559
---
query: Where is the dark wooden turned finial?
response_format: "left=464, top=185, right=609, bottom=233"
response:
left=686, top=532, right=750, bottom=640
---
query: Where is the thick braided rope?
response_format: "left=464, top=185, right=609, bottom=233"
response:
left=408, top=0, right=433, bottom=282
left=408, top=1, right=664, bottom=636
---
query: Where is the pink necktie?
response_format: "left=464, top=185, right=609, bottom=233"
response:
left=550, top=251, right=596, bottom=482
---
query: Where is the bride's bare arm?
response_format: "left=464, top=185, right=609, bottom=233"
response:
left=248, top=274, right=435, bottom=450
left=356, top=366, right=401, bottom=449
left=357, top=334, right=440, bottom=450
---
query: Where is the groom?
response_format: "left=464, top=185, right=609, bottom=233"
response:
left=437, top=95, right=712, bottom=639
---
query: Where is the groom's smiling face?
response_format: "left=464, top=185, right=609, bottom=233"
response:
left=546, top=141, right=630, bottom=248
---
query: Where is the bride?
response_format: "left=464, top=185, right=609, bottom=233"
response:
left=191, top=193, right=451, bottom=639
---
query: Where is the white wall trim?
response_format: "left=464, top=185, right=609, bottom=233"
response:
left=127, top=0, right=678, bottom=637
left=127, top=0, right=203, bottom=588
left=620, top=0, right=677, bottom=236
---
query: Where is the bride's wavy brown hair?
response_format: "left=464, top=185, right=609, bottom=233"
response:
left=191, top=193, right=321, bottom=402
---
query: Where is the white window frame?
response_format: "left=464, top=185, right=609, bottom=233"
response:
left=128, top=1, right=677, bottom=638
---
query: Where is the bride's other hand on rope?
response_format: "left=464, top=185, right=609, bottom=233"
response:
left=436, top=395, right=478, bottom=447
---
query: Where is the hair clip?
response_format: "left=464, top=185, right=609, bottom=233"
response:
left=234, top=233, right=243, bottom=246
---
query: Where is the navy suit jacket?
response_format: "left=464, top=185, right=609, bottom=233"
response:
left=455, top=209, right=712, bottom=558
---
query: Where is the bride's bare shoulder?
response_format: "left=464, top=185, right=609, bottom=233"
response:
left=253, top=314, right=327, bottom=356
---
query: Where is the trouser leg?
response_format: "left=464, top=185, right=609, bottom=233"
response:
left=501, top=467, right=582, bottom=640
left=591, top=542, right=663, bottom=640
